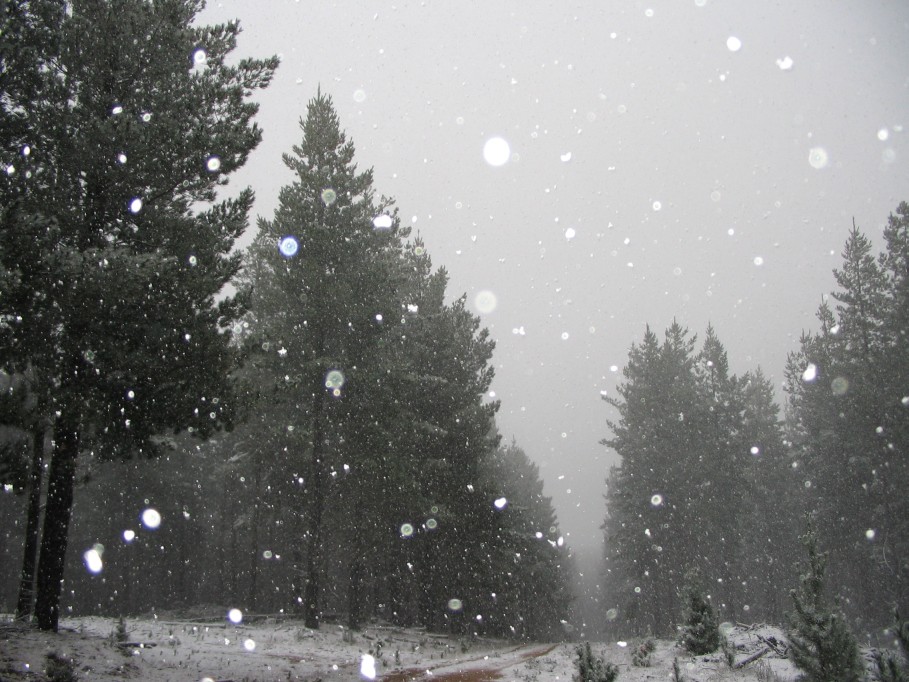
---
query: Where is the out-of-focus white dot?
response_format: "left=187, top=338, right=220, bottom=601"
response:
left=866, top=529, right=876, bottom=540
left=83, top=547, right=103, bottom=574
left=193, top=48, right=207, bottom=65
left=373, top=214, right=393, bottom=231
left=483, top=137, right=511, bottom=166
left=650, top=494, right=663, bottom=507
left=710, top=190, right=721, bottom=202
left=802, top=363, right=817, bottom=383
left=753, top=256, right=764, bottom=266
left=878, top=128, right=889, bottom=141
left=644, top=8, right=654, bottom=17
left=494, top=497, right=508, bottom=510
left=279, top=236, right=299, bottom=258
left=141, top=508, right=161, bottom=529
left=243, top=639, right=256, bottom=651
left=353, top=89, right=367, bottom=103
left=617, top=640, right=628, bottom=647
left=652, top=201, right=662, bottom=211
left=728, top=228, right=735, bottom=236
left=360, top=654, right=377, bottom=680
left=400, top=523, right=415, bottom=538
left=227, top=608, right=243, bottom=624
left=776, top=56, right=794, bottom=70
left=448, top=598, right=463, bottom=611
left=882, top=148, right=896, bottom=163
left=565, top=227, right=576, bottom=240
left=129, top=197, right=143, bottom=214
left=561, top=332, right=570, bottom=340
left=560, top=152, right=572, bottom=162
left=808, top=147, right=829, bottom=169
left=117, top=153, right=127, bottom=164
left=122, top=529, right=135, bottom=542
left=206, top=156, right=221, bottom=172
left=750, top=446, right=760, bottom=455
left=610, top=365, right=618, bottom=372
left=474, top=290, right=497, bottom=314
left=726, top=36, right=742, bottom=52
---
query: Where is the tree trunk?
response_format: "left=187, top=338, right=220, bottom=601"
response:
left=34, top=414, right=80, bottom=631
left=303, top=389, right=326, bottom=629
left=347, top=558, right=362, bottom=631
left=15, top=426, right=46, bottom=621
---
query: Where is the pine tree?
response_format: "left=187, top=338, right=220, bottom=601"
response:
left=244, top=91, right=410, bottom=628
left=0, top=0, right=277, bottom=630
left=679, top=569, right=721, bottom=655
left=874, top=610, right=909, bottom=682
left=787, top=517, right=865, bottom=682
left=738, top=368, right=799, bottom=624
left=477, top=441, right=571, bottom=640
left=785, top=211, right=909, bottom=626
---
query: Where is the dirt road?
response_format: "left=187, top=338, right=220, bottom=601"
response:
left=379, top=642, right=560, bottom=681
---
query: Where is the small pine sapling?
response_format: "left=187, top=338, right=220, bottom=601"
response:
left=45, top=652, right=78, bottom=682
left=574, top=642, right=619, bottom=682
left=874, top=610, right=909, bottom=682
left=631, top=638, right=655, bottom=666
left=679, top=569, right=721, bottom=655
left=672, top=657, right=685, bottom=682
left=115, top=616, right=128, bottom=644
left=786, top=517, right=864, bottom=682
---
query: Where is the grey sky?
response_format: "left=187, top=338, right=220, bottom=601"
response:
left=200, top=0, right=908, bottom=552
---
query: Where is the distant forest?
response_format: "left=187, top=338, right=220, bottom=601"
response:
left=601, top=205, right=909, bottom=638
left=1, top=1, right=906, bottom=645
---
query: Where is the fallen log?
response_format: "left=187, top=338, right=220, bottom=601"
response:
left=733, top=647, right=770, bottom=669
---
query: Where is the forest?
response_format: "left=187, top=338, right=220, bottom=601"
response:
left=0, top=1, right=907, bottom=665
left=0, top=0, right=571, bottom=640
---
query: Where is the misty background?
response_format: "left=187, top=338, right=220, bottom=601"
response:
left=199, top=0, right=909, bottom=558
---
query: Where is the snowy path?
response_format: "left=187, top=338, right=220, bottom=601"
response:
left=380, top=642, right=559, bottom=681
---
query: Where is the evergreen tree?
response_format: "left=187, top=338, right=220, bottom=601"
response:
left=738, top=368, right=799, bottom=624
left=874, top=610, right=909, bottom=682
left=244, top=91, right=410, bottom=628
left=787, top=518, right=865, bottom=682
left=0, top=0, right=277, bottom=630
left=679, top=569, right=721, bottom=655
left=785, top=211, right=909, bottom=626
left=477, top=441, right=571, bottom=640
left=602, top=324, right=699, bottom=634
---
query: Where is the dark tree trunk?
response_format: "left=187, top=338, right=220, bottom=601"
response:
left=347, top=558, right=362, bottom=631
left=247, top=461, right=261, bottom=611
left=34, top=414, right=79, bottom=631
left=303, top=389, right=326, bottom=629
left=15, top=426, right=45, bottom=621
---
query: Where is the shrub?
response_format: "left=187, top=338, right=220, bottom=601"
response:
left=45, top=652, right=78, bottom=682
left=786, top=518, right=864, bottom=682
left=574, top=642, right=619, bottom=682
left=679, top=570, right=720, bottom=655
left=631, top=638, right=655, bottom=667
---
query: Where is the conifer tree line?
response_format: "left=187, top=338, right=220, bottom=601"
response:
left=0, top=1, right=571, bottom=637
left=601, top=202, right=909, bottom=637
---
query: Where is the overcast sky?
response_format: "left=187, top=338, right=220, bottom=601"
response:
left=200, top=0, right=908, bottom=553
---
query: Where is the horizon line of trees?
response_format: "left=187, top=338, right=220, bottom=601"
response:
left=600, top=202, right=909, bottom=637
left=0, top=1, right=572, bottom=639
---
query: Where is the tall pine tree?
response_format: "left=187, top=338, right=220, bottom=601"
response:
left=785, top=210, right=909, bottom=627
left=243, top=91, right=409, bottom=628
left=0, top=0, right=277, bottom=630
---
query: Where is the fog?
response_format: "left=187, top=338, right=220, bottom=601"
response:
left=201, top=0, right=909, bottom=553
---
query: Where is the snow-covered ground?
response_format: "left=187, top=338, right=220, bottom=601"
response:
left=1, top=613, right=804, bottom=681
